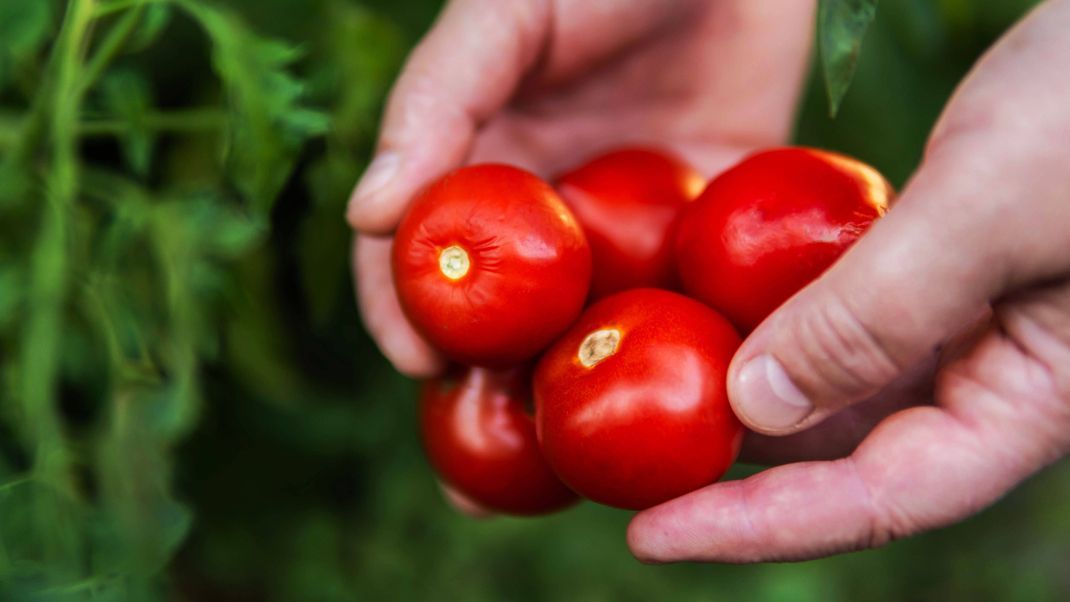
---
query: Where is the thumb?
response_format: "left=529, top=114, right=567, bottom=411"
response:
left=728, top=0, right=1070, bottom=436
left=726, top=152, right=1008, bottom=435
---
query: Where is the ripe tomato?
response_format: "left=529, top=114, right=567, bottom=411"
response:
left=556, top=148, right=705, bottom=299
left=420, top=366, right=578, bottom=516
left=393, top=164, right=592, bottom=367
left=534, top=289, right=743, bottom=510
left=675, top=147, right=892, bottom=332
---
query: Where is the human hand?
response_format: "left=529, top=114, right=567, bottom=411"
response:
left=628, top=0, right=1070, bottom=563
left=347, top=0, right=815, bottom=377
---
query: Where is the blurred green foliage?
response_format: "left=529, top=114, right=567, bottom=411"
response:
left=0, top=0, right=1065, bottom=600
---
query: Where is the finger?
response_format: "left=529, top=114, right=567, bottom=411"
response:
left=728, top=0, right=1070, bottom=435
left=346, top=0, right=552, bottom=234
left=353, top=235, right=444, bottom=378
left=630, top=314, right=1070, bottom=563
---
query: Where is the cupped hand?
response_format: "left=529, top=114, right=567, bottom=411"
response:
left=347, top=0, right=815, bottom=377
left=629, top=0, right=1070, bottom=563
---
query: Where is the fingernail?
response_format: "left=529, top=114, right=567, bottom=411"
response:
left=733, top=354, right=813, bottom=431
left=348, top=152, right=401, bottom=213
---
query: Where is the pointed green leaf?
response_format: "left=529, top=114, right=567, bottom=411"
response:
left=176, top=0, right=329, bottom=214
left=98, top=70, right=155, bottom=176
left=127, top=4, right=173, bottom=53
left=819, top=0, right=879, bottom=116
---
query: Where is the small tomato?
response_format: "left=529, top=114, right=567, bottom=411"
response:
left=556, top=148, right=704, bottom=299
left=421, top=366, right=578, bottom=516
left=534, top=289, right=742, bottom=510
left=393, top=164, right=591, bottom=367
left=675, top=147, right=892, bottom=332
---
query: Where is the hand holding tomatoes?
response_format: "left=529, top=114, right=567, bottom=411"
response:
left=390, top=146, right=893, bottom=521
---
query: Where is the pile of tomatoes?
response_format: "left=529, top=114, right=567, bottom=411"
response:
left=392, top=147, right=892, bottom=515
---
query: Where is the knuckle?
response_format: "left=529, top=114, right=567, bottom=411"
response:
left=778, top=296, right=903, bottom=405
left=843, top=457, right=901, bottom=551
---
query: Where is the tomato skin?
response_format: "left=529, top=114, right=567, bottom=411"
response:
left=675, top=147, right=892, bottom=333
left=556, top=148, right=705, bottom=299
left=534, top=289, right=743, bottom=511
left=393, top=165, right=592, bottom=367
left=420, top=367, right=578, bottom=516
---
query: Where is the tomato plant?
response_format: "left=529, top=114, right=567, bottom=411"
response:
left=421, top=367, right=578, bottom=515
left=534, top=289, right=743, bottom=510
left=556, top=148, right=704, bottom=299
left=675, top=147, right=892, bottom=332
left=393, top=164, right=592, bottom=367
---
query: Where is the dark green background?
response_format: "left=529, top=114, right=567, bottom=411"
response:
left=1, top=0, right=1066, bottom=599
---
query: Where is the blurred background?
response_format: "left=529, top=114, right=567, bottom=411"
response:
left=1, top=0, right=1067, bottom=599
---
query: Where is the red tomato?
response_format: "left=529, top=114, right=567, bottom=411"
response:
left=556, top=148, right=705, bottom=299
left=420, top=366, right=578, bottom=516
left=675, top=147, right=892, bottom=332
left=393, top=165, right=592, bottom=367
left=534, top=289, right=743, bottom=510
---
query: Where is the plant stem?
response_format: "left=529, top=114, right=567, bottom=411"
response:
left=80, top=107, right=226, bottom=135
left=1, top=108, right=226, bottom=150
left=23, top=0, right=97, bottom=483
left=18, top=0, right=98, bottom=576
left=79, top=3, right=145, bottom=94
left=93, top=0, right=169, bottom=18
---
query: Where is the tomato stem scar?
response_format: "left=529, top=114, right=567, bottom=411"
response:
left=578, top=328, right=621, bottom=367
left=439, top=245, right=471, bottom=280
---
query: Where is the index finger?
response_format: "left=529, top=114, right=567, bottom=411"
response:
left=346, top=0, right=552, bottom=234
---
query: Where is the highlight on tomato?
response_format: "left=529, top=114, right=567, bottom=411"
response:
left=675, top=147, right=892, bottom=332
left=556, top=147, right=705, bottom=299
left=393, top=164, right=592, bottom=367
left=534, top=288, right=743, bottom=511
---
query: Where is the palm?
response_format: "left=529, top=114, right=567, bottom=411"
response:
left=467, top=1, right=811, bottom=179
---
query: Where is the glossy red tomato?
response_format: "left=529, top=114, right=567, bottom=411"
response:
left=556, top=148, right=705, bottom=299
left=420, top=366, right=578, bottom=516
left=675, top=147, right=892, bottom=332
left=393, top=164, right=592, bottom=367
left=534, top=289, right=743, bottom=510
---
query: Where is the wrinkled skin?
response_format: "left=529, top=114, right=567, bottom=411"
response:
left=349, top=0, right=1070, bottom=564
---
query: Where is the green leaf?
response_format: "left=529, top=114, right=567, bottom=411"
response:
left=95, top=390, right=194, bottom=574
left=313, top=4, right=405, bottom=144
left=98, top=70, right=155, bottom=176
left=819, top=0, right=879, bottom=116
left=177, top=0, right=329, bottom=214
left=0, top=0, right=53, bottom=88
left=0, top=477, right=86, bottom=585
left=126, top=4, right=173, bottom=53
